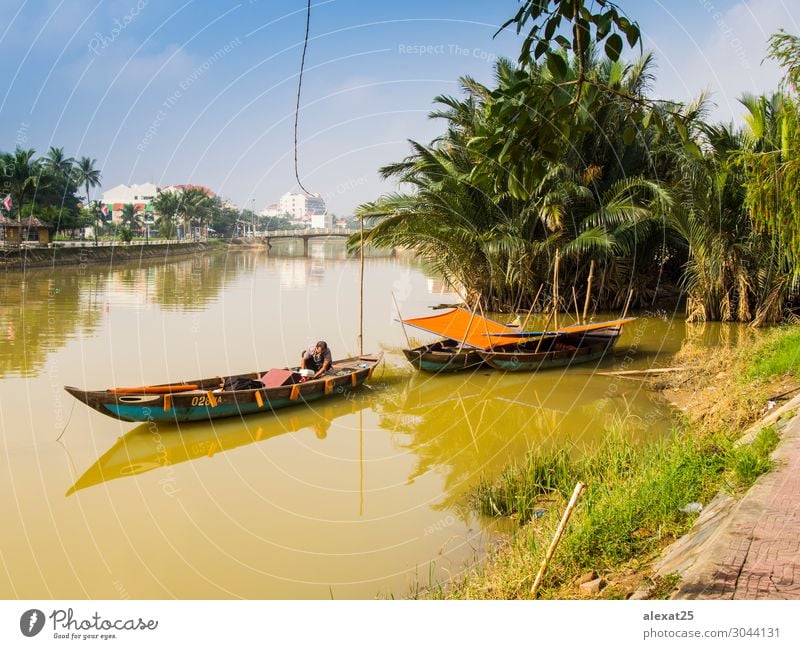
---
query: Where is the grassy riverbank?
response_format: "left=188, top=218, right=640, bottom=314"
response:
left=436, top=325, right=800, bottom=600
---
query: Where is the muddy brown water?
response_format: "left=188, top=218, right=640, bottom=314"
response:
left=0, top=242, right=741, bottom=598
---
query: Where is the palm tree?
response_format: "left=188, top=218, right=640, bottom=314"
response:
left=74, top=157, right=102, bottom=245
left=152, top=191, right=181, bottom=239
left=1, top=148, right=41, bottom=221
left=44, top=147, right=75, bottom=177
left=178, top=187, right=213, bottom=239
left=356, top=54, right=674, bottom=312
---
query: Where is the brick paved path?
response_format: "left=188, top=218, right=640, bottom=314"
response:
left=675, top=414, right=800, bottom=599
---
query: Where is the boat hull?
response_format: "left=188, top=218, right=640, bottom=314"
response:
left=478, top=329, right=620, bottom=372
left=402, top=341, right=485, bottom=373
left=64, top=353, right=382, bottom=423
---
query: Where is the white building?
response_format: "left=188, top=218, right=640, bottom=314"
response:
left=311, top=212, right=333, bottom=229
left=260, top=203, right=283, bottom=218
left=278, top=192, right=326, bottom=223
left=100, top=183, right=159, bottom=223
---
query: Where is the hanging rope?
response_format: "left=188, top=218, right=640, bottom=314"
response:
left=294, top=0, right=312, bottom=195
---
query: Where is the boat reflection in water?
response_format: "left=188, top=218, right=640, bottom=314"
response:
left=66, top=393, right=374, bottom=496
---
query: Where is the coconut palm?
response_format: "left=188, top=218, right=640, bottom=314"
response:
left=74, top=157, right=102, bottom=245
left=0, top=148, right=41, bottom=220
left=178, top=187, right=213, bottom=238
left=356, top=53, right=676, bottom=313
left=152, top=191, right=181, bottom=239
left=43, top=147, right=75, bottom=177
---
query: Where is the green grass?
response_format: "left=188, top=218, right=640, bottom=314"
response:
left=726, top=426, right=780, bottom=490
left=438, top=326, right=800, bottom=599
left=454, top=422, right=782, bottom=598
left=744, top=327, right=800, bottom=381
left=471, top=429, right=728, bottom=576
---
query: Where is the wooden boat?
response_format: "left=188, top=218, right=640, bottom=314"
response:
left=400, top=308, right=530, bottom=373
left=402, top=339, right=485, bottom=373
left=64, top=353, right=383, bottom=423
left=477, top=322, right=629, bottom=372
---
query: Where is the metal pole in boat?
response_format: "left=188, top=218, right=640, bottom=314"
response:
left=582, top=259, right=595, bottom=324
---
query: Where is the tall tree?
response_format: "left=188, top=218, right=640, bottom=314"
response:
left=74, top=157, right=102, bottom=245
left=1, top=148, right=41, bottom=220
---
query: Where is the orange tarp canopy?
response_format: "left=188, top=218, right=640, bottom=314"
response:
left=402, top=308, right=530, bottom=350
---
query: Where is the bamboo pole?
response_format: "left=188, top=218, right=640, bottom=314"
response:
left=571, top=286, right=580, bottom=324
left=534, top=308, right=555, bottom=353
left=553, top=250, right=560, bottom=331
left=476, top=298, right=494, bottom=351
left=392, top=292, right=411, bottom=350
left=530, top=481, right=585, bottom=597
left=582, top=260, right=595, bottom=324
left=622, top=288, right=634, bottom=320
left=458, top=294, right=481, bottom=352
left=358, top=217, right=364, bottom=355
left=519, top=284, right=544, bottom=332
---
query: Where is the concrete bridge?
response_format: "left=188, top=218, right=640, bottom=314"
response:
left=263, top=228, right=356, bottom=256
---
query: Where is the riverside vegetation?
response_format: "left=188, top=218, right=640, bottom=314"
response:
left=426, top=324, right=798, bottom=600
left=354, top=1, right=800, bottom=326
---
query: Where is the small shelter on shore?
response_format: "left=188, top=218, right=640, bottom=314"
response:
left=0, top=215, right=53, bottom=246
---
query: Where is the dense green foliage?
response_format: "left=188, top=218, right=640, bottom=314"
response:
left=0, top=147, right=89, bottom=233
left=356, top=4, right=800, bottom=324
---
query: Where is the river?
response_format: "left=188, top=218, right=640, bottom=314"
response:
left=0, top=241, right=723, bottom=598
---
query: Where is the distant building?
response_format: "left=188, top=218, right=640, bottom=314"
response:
left=311, top=212, right=333, bottom=229
left=100, top=183, right=159, bottom=223
left=100, top=182, right=218, bottom=228
left=278, top=192, right=326, bottom=223
left=260, top=203, right=283, bottom=218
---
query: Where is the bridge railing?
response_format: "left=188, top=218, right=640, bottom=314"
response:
left=264, top=228, right=356, bottom=237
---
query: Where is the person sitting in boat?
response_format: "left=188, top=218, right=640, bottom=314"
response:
left=301, top=340, right=332, bottom=379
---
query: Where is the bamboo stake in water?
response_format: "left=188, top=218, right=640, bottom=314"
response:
left=622, top=288, right=634, bottom=320
left=582, top=260, right=595, bottom=324
left=519, top=284, right=544, bottom=332
left=534, top=308, right=555, bottom=353
left=572, top=286, right=580, bottom=324
left=358, top=218, right=364, bottom=355
left=553, top=250, right=560, bottom=331
left=530, top=481, right=585, bottom=597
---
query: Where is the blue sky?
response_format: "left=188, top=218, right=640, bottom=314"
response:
left=0, top=0, right=797, bottom=214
